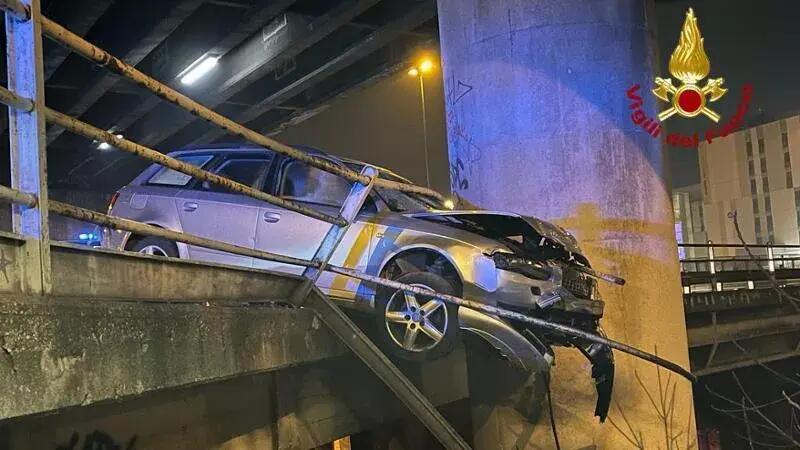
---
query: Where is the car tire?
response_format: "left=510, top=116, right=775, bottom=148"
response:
left=374, top=271, right=460, bottom=362
left=130, top=236, right=178, bottom=258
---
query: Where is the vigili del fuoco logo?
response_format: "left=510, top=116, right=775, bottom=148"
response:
left=626, top=8, right=753, bottom=148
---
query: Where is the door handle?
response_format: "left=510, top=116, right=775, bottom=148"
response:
left=263, top=212, right=281, bottom=223
left=183, top=202, right=198, bottom=212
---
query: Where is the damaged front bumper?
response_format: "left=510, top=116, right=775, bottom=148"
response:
left=534, top=286, right=615, bottom=422
left=489, top=271, right=615, bottom=422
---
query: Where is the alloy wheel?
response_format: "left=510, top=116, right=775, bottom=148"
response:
left=384, top=283, right=448, bottom=352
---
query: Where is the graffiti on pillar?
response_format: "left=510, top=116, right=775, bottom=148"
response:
left=56, top=431, right=137, bottom=450
left=445, top=75, right=483, bottom=193
left=0, top=250, right=12, bottom=283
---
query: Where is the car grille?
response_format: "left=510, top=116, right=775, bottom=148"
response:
left=563, top=267, right=596, bottom=299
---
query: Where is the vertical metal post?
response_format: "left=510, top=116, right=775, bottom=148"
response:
left=419, top=75, right=430, bottom=189
left=767, top=244, right=775, bottom=273
left=707, top=241, right=717, bottom=292
left=301, top=165, right=378, bottom=283
left=5, top=0, right=51, bottom=294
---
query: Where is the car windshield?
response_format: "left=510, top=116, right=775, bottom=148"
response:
left=344, top=162, right=443, bottom=212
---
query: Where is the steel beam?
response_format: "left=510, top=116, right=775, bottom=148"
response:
left=130, top=0, right=381, bottom=147
left=4, top=0, right=51, bottom=294
left=44, top=0, right=205, bottom=144
left=109, top=0, right=296, bottom=135
left=192, top=3, right=435, bottom=144
left=42, top=0, right=114, bottom=80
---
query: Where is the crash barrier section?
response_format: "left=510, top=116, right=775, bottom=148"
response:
left=0, top=0, right=696, bottom=447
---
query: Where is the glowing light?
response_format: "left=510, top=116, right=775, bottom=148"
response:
left=408, top=67, right=419, bottom=77
left=180, top=55, right=218, bottom=85
left=419, top=59, right=433, bottom=73
left=98, top=133, right=123, bottom=150
left=443, top=199, right=455, bottom=210
left=78, top=233, right=97, bottom=241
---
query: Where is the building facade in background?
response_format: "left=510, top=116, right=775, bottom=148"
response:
left=699, top=115, right=800, bottom=256
left=673, top=184, right=707, bottom=259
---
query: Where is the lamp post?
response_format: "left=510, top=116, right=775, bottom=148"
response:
left=408, top=59, right=434, bottom=188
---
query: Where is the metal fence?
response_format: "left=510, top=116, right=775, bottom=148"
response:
left=679, top=242, right=800, bottom=274
left=0, top=1, right=695, bottom=444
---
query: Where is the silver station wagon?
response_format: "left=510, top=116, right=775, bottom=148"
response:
left=105, top=144, right=615, bottom=420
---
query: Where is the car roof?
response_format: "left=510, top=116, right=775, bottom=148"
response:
left=167, top=143, right=412, bottom=184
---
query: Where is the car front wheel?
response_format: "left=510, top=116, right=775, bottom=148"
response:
left=374, top=272, right=459, bottom=362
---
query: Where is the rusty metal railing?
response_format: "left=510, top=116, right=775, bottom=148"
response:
left=0, top=0, right=697, bottom=379
left=0, top=183, right=697, bottom=383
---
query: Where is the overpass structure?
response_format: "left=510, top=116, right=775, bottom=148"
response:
left=0, top=1, right=696, bottom=449
left=681, top=242, right=800, bottom=376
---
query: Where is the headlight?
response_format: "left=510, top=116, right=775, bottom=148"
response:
left=492, top=252, right=551, bottom=281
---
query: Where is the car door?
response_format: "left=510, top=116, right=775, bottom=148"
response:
left=176, top=153, right=273, bottom=267
left=253, top=157, right=376, bottom=300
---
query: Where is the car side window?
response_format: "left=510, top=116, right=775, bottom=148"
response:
left=147, top=154, right=213, bottom=186
left=279, top=160, right=352, bottom=207
left=208, top=158, right=271, bottom=193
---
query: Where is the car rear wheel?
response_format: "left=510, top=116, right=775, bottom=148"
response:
left=130, top=236, right=178, bottom=258
left=374, top=272, right=459, bottom=362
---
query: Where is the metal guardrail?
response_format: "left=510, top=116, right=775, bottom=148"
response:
left=0, top=1, right=697, bottom=443
left=0, top=0, right=698, bottom=379
left=679, top=242, right=800, bottom=273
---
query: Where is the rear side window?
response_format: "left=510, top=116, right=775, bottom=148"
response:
left=208, top=159, right=271, bottom=193
left=279, top=159, right=351, bottom=207
left=147, top=154, right=214, bottom=186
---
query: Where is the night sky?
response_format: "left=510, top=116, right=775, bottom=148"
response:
left=655, top=0, right=800, bottom=187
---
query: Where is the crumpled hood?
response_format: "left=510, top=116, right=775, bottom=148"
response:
left=404, top=210, right=582, bottom=255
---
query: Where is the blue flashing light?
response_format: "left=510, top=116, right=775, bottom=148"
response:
left=78, top=233, right=97, bottom=241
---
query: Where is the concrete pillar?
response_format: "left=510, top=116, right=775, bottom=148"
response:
left=437, top=1, right=695, bottom=448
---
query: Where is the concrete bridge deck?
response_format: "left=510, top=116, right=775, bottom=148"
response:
left=0, top=233, right=472, bottom=449
left=681, top=247, right=800, bottom=376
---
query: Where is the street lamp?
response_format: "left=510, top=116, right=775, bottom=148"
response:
left=408, top=58, right=435, bottom=188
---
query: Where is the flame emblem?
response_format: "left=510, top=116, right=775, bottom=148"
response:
left=652, top=8, right=727, bottom=122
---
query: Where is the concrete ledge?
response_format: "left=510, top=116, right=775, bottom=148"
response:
left=0, top=297, right=346, bottom=420
left=50, top=243, right=304, bottom=302
left=687, top=314, right=800, bottom=347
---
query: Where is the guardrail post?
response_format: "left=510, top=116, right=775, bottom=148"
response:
left=767, top=244, right=775, bottom=273
left=300, top=165, right=378, bottom=283
left=5, top=0, right=51, bottom=294
left=707, top=240, right=717, bottom=292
